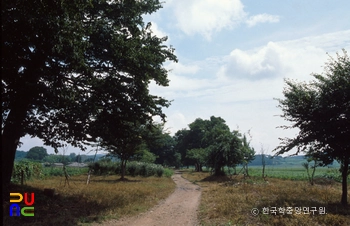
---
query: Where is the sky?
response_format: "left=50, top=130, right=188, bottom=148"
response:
left=20, top=0, right=350, bottom=156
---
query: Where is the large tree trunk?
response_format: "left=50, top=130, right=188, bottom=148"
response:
left=341, top=157, right=349, bottom=206
left=2, top=105, right=29, bottom=188
left=2, top=55, right=43, bottom=188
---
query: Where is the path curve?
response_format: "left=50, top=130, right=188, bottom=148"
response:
left=97, top=171, right=201, bottom=226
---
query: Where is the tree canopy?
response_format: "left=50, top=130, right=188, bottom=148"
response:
left=2, top=0, right=177, bottom=186
left=175, top=116, right=252, bottom=175
left=274, top=49, right=350, bottom=205
left=26, top=146, right=48, bottom=161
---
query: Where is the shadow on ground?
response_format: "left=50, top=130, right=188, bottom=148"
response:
left=3, top=183, right=116, bottom=226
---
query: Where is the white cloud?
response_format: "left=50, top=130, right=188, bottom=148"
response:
left=149, top=22, right=169, bottom=40
left=149, top=31, right=349, bottom=153
left=166, top=62, right=200, bottom=75
left=169, top=0, right=246, bottom=40
left=152, top=30, right=349, bottom=104
left=246, top=13, right=280, bottom=27
left=217, top=30, right=350, bottom=81
left=218, top=42, right=288, bottom=80
left=167, top=0, right=282, bottom=40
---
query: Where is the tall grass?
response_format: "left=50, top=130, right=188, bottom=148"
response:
left=41, top=167, right=89, bottom=177
left=4, top=174, right=175, bottom=226
left=182, top=170, right=350, bottom=226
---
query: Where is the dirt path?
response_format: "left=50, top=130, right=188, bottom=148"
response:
left=97, top=171, right=201, bottom=226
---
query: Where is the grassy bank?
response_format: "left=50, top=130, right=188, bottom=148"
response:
left=182, top=170, right=350, bottom=226
left=4, top=173, right=175, bottom=226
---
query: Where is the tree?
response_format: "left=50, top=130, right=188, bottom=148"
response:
left=2, top=0, right=176, bottom=186
left=174, top=116, right=245, bottom=175
left=302, top=155, right=319, bottom=186
left=174, top=118, right=211, bottom=168
left=69, top=153, right=77, bottom=162
left=26, top=146, right=48, bottom=161
left=141, top=123, right=177, bottom=167
left=240, top=134, right=255, bottom=177
left=174, top=129, right=193, bottom=168
left=15, top=150, right=27, bottom=161
left=97, top=122, right=145, bottom=180
left=43, top=154, right=69, bottom=165
left=260, top=145, right=268, bottom=180
left=135, top=150, right=157, bottom=164
left=186, top=148, right=207, bottom=172
left=274, top=50, right=350, bottom=205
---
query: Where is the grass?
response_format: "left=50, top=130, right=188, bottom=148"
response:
left=41, top=166, right=89, bottom=177
left=4, top=173, right=175, bottom=226
left=182, top=170, right=350, bottom=226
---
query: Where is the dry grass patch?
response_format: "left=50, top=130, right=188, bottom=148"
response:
left=182, top=171, right=349, bottom=226
left=4, top=174, right=175, bottom=226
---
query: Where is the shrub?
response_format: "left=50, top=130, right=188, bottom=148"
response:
left=11, top=160, right=43, bottom=183
left=89, top=160, right=166, bottom=177
left=163, top=168, right=174, bottom=178
left=89, top=160, right=117, bottom=175
left=156, top=166, right=164, bottom=177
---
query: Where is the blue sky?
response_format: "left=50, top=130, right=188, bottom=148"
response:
left=20, top=0, right=350, bottom=155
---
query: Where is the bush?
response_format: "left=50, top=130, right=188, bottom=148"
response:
left=11, top=160, right=43, bottom=183
left=89, top=160, right=165, bottom=177
left=89, top=160, right=117, bottom=175
left=163, top=168, right=173, bottom=178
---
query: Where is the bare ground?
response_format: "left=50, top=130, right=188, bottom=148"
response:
left=94, top=171, right=201, bottom=226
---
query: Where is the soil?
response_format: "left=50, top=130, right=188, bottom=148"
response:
left=95, top=171, right=201, bottom=226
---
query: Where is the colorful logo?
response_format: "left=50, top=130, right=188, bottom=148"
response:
left=9, top=193, right=35, bottom=217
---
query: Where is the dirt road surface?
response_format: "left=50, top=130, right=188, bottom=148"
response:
left=96, top=171, right=201, bottom=226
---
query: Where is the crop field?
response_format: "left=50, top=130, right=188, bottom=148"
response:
left=246, top=166, right=343, bottom=182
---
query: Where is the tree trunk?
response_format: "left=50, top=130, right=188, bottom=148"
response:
left=262, top=154, right=266, bottom=178
left=2, top=104, right=29, bottom=188
left=194, top=163, right=198, bottom=172
left=121, top=159, right=126, bottom=180
left=341, top=157, right=349, bottom=206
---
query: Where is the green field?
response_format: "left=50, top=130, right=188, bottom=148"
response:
left=246, top=166, right=343, bottom=182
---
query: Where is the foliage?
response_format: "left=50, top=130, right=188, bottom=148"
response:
left=26, top=146, right=48, bottom=160
left=239, top=134, right=255, bottom=176
left=163, top=168, right=174, bottom=178
left=140, top=123, right=178, bottom=167
left=134, top=149, right=158, bottom=163
left=302, top=157, right=319, bottom=185
left=69, top=153, right=77, bottom=162
left=14, top=150, right=27, bottom=161
left=186, top=148, right=207, bottom=171
left=43, top=154, right=70, bottom=165
left=2, top=0, right=177, bottom=186
left=175, top=116, right=252, bottom=175
left=98, top=122, right=146, bottom=179
left=11, top=160, right=43, bottom=183
left=274, top=49, right=350, bottom=205
left=89, top=160, right=165, bottom=177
